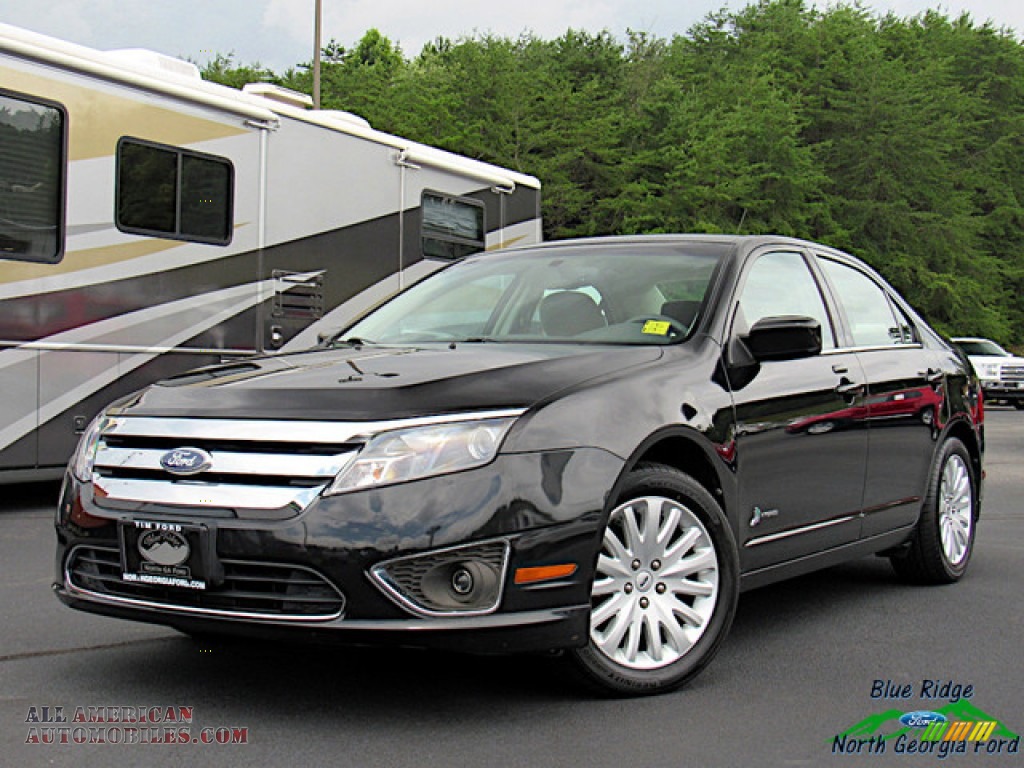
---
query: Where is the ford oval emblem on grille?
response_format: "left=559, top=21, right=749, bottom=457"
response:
left=138, top=529, right=190, bottom=566
left=159, top=447, right=213, bottom=476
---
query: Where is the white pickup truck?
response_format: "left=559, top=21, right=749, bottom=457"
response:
left=951, top=337, right=1024, bottom=409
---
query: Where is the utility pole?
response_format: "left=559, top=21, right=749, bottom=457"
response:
left=313, top=0, right=322, bottom=108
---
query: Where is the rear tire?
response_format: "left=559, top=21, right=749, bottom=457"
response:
left=570, top=463, right=738, bottom=695
left=890, top=438, right=977, bottom=584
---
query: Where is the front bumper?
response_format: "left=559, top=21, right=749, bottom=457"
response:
left=980, top=381, right=1024, bottom=400
left=55, top=448, right=622, bottom=654
left=53, top=585, right=590, bottom=654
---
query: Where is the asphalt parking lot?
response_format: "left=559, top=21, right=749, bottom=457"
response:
left=1, top=408, right=1021, bottom=767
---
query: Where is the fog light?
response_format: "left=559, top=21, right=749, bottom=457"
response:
left=422, top=560, right=498, bottom=607
left=369, top=540, right=509, bottom=616
left=451, top=567, right=475, bottom=596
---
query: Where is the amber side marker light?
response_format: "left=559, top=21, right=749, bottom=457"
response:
left=514, top=564, right=578, bottom=585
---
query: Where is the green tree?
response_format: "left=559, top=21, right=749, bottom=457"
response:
left=200, top=53, right=277, bottom=89
left=197, top=2, right=1024, bottom=343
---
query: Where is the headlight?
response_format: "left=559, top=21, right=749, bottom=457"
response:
left=976, top=363, right=999, bottom=379
left=70, top=413, right=108, bottom=483
left=325, top=417, right=517, bottom=495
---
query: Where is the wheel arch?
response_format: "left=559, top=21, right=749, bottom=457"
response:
left=572, top=433, right=741, bottom=694
left=938, top=417, right=983, bottom=518
left=610, top=427, right=732, bottom=521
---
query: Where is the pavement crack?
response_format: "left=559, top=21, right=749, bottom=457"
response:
left=0, top=636, right=176, bottom=663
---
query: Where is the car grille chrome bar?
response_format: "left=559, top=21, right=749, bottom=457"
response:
left=91, top=477, right=326, bottom=511
left=1000, top=365, right=1024, bottom=382
left=95, top=445, right=356, bottom=478
left=101, top=411, right=526, bottom=444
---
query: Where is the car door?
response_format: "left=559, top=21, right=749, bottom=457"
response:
left=815, top=255, right=944, bottom=537
left=726, top=249, right=868, bottom=572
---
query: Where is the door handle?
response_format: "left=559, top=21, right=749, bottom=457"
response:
left=835, top=379, right=865, bottom=397
left=919, top=368, right=943, bottom=384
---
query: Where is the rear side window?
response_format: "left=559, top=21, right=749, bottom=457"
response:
left=116, top=138, right=233, bottom=244
left=819, top=258, right=916, bottom=347
left=0, top=90, right=66, bottom=264
left=421, top=191, right=485, bottom=260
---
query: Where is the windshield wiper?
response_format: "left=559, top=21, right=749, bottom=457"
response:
left=328, top=336, right=374, bottom=348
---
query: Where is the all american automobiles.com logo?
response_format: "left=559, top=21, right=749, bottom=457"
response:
left=832, top=680, right=1020, bottom=760
left=24, top=705, right=249, bottom=747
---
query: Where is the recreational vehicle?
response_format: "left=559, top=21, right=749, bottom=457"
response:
left=0, top=23, right=542, bottom=482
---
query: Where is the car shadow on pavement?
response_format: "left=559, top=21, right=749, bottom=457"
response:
left=47, top=557, right=917, bottom=715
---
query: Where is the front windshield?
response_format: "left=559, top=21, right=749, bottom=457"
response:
left=955, top=339, right=1009, bottom=357
left=343, top=243, right=726, bottom=346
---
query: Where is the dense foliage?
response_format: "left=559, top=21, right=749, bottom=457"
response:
left=203, top=0, right=1024, bottom=343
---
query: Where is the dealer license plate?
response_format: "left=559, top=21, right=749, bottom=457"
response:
left=120, top=520, right=209, bottom=590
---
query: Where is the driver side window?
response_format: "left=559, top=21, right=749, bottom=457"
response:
left=736, top=251, right=835, bottom=349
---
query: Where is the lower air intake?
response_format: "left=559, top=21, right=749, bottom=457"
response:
left=370, top=539, right=509, bottom=617
left=66, top=545, right=345, bottom=620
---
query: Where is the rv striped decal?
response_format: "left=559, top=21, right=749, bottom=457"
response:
left=0, top=236, right=185, bottom=290
left=0, top=64, right=250, bottom=162
left=0, top=275, right=304, bottom=453
left=1, top=193, right=542, bottom=339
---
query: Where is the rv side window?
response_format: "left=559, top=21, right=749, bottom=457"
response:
left=116, top=138, right=233, bottom=244
left=421, top=191, right=485, bottom=260
left=0, top=90, right=66, bottom=264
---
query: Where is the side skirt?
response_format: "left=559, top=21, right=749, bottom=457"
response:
left=739, top=526, right=916, bottom=592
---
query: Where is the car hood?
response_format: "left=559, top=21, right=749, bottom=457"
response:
left=966, top=354, right=1024, bottom=365
left=112, top=344, right=664, bottom=421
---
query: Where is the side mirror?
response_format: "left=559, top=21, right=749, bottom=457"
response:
left=745, top=316, right=822, bottom=362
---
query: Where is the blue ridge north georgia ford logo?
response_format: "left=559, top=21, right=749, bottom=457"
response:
left=159, top=448, right=213, bottom=476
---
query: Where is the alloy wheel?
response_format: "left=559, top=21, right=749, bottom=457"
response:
left=590, top=495, right=719, bottom=670
left=939, top=454, right=973, bottom=566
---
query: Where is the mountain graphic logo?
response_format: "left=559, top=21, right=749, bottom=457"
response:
left=836, top=700, right=1019, bottom=743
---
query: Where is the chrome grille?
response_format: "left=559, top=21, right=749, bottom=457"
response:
left=92, top=417, right=361, bottom=514
left=89, top=412, right=524, bottom=516
left=66, top=545, right=345, bottom=620
left=1001, top=365, right=1024, bottom=383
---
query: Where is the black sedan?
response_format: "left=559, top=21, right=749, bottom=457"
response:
left=55, top=235, right=983, bottom=695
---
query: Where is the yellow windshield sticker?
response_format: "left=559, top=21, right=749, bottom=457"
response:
left=642, top=320, right=671, bottom=336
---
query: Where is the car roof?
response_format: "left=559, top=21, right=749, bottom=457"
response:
left=500, top=233, right=813, bottom=251
left=493, top=233, right=882, bottom=287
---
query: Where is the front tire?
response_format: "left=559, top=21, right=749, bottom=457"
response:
left=570, top=463, right=739, bottom=695
left=890, top=438, right=977, bottom=584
